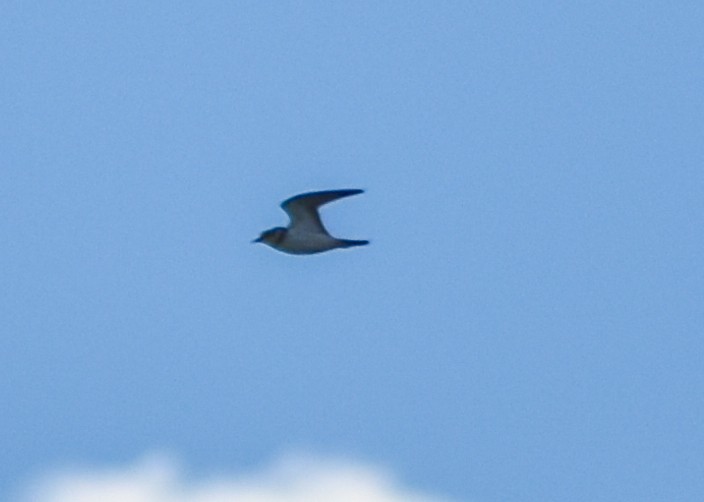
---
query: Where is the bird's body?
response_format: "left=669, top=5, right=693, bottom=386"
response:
left=254, top=189, right=368, bottom=255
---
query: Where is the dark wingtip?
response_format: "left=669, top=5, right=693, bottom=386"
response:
left=333, top=188, right=364, bottom=198
left=320, top=188, right=364, bottom=197
left=339, top=239, right=370, bottom=248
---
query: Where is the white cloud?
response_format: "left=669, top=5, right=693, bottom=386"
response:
left=19, top=452, right=455, bottom=502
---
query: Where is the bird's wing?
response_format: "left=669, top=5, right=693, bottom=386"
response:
left=281, top=189, right=364, bottom=234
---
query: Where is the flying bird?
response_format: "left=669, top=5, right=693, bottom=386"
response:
left=253, top=189, right=369, bottom=255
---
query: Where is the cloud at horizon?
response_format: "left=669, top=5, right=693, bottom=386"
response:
left=18, top=452, right=456, bottom=502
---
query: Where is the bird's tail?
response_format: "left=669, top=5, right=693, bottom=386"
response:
left=338, top=239, right=369, bottom=248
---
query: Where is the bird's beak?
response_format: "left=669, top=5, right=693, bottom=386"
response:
left=252, top=237, right=262, bottom=243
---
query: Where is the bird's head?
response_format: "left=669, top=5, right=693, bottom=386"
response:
left=252, top=227, right=287, bottom=247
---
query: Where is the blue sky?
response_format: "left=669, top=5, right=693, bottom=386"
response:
left=2, top=2, right=703, bottom=501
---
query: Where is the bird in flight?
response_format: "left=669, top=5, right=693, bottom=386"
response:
left=253, top=189, right=369, bottom=255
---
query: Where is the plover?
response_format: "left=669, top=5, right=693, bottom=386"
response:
left=253, top=189, right=369, bottom=255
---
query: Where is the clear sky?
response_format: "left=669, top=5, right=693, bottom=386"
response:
left=2, top=2, right=703, bottom=501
